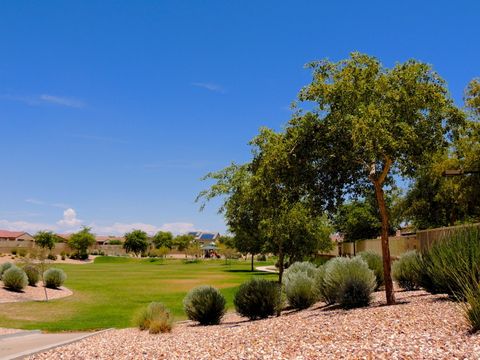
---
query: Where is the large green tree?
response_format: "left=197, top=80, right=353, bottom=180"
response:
left=68, top=226, right=96, bottom=259
left=199, top=128, right=333, bottom=282
left=123, top=229, right=149, bottom=257
left=286, top=53, right=463, bottom=304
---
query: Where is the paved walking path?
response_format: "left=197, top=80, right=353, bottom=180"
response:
left=0, top=329, right=103, bottom=359
left=255, top=265, right=278, bottom=273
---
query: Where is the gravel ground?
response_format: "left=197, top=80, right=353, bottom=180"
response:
left=0, top=282, right=72, bottom=303
left=28, top=290, right=480, bottom=359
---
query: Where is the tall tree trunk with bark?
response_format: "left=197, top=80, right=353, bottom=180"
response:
left=370, top=158, right=395, bottom=305
left=373, top=181, right=395, bottom=305
left=278, top=250, right=285, bottom=284
left=251, top=253, right=254, bottom=272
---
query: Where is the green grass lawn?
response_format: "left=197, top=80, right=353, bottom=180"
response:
left=0, top=257, right=276, bottom=332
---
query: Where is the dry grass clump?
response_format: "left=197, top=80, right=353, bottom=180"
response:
left=135, top=302, right=173, bottom=334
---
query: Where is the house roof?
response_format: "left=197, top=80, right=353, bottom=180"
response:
left=96, top=236, right=124, bottom=242
left=0, top=230, right=27, bottom=238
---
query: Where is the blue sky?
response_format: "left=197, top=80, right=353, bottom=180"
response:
left=1, top=1, right=479, bottom=235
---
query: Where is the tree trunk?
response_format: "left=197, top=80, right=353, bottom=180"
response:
left=251, top=253, right=254, bottom=272
left=278, top=251, right=285, bottom=284
left=373, top=180, right=396, bottom=305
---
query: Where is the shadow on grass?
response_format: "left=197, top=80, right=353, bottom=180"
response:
left=223, top=269, right=274, bottom=276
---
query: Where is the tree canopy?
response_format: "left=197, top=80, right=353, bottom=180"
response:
left=68, top=226, right=96, bottom=259
left=152, top=231, right=174, bottom=249
left=123, top=229, right=149, bottom=256
left=34, top=231, right=57, bottom=251
left=281, top=53, right=463, bottom=303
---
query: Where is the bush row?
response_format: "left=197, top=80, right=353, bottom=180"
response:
left=0, top=262, right=66, bottom=291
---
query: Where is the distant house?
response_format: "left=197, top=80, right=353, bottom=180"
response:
left=56, top=233, right=124, bottom=245
left=188, top=231, right=220, bottom=244
left=0, top=230, right=35, bottom=243
left=95, top=235, right=124, bottom=245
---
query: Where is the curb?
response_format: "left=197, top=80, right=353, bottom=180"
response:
left=0, top=330, right=41, bottom=340
left=5, top=328, right=113, bottom=360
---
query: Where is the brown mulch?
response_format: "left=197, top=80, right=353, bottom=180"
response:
left=0, top=282, right=72, bottom=303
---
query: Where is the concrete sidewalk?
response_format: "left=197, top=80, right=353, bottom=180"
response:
left=0, top=329, right=103, bottom=360
left=255, top=265, right=278, bottom=273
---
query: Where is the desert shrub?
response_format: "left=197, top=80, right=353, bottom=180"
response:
left=420, top=226, right=480, bottom=299
left=319, top=257, right=349, bottom=304
left=17, top=248, right=27, bottom=257
left=313, top=265, right=333, bottom=304
left=283, top=262, right=317, bottom=283
left=322, top=257, right=375, bottom=309
left=47, top=253, right=57, bottom=261
left=357, top=251, right=384, bottom=290
left=256, top=254, right=267, bottom=261
left=284, top=271, right=317, bottom=309
left=0, top=262, right=13, bottom=279
left=2, top=266, right=28, bottom=291
left=44, top=268, right=67, bottom=288
left=135, top=302, right=173, bottom=333
left=23, top=264, right=40, bottom=286
left=283, top=262, right=318, bottom=309
left=234, top=278, right=282, bottom=320
left=392, top=251, right=422, bottom=291
left=183, top=286, right=226, bottom=325
left=11, top=249, right=17, bottom=256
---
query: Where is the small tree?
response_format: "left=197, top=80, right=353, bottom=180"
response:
left=185, top=241, right=202, bottom=259
left=217, top=243, right=236, bottom=264
left=32, top=231, right=58, bottom=301
left=123, top=229, right=149, bottom=257
left=34, top=231, right=57, bottom=251
left=68, top=226, right=96, bottom=260
left=173, top=234, right=194, bottom=258
left=152, top=231, right=174, bottom=249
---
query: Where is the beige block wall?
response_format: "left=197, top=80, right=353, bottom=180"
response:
left=335, top=236, right=419, bottom=259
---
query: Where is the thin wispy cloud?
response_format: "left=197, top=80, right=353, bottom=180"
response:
left=1, top=94, right=85, bottom=108
left=191, top=82, right=226, bottom=94
left=25, top=198, right=70, bottom=209
left=39, top=94, right=85, bottom=108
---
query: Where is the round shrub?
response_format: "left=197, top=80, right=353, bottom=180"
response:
left=234, top=278, right=282, bottom=320
left=283, top=262, right=317, bottom=283
left=284, top=271, right=317, bottom=309
left=357, top=251, right=384, bottom=290
left=183, top=286, right=226, bottom=325
left=320, top=257, right=349, bottom=304
left=313, top=265, right=335, bottom=304
left=392, top=250, right=422, bottom=291
left=23, top=264, right=40, bottom=286
left=0, top=262, right=13, bottom=279
left=2, top=266, right=28, bottom=291
left=323, top=257, right=376, bottom=309
left=44, top=268, right=67, bottom=289
left=283, top=262, right=318, bottom=309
